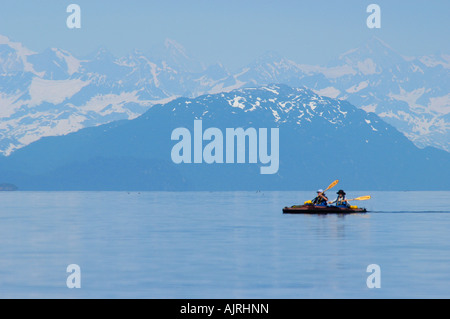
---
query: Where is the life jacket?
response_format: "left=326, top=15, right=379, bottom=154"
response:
left=335, top=195, right=349, bottom=207
left=312, top=194, right=327, bottom=205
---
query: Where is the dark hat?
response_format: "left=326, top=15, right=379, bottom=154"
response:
left=337, top=190, right=346, bottom=195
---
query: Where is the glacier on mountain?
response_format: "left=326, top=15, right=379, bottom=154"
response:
left=0, top=35, right=449, bottom=155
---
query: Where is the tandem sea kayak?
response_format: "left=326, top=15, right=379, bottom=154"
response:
left=282, top=204, right=367, bottom=214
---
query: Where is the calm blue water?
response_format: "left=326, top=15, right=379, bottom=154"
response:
left=0, top=191, right=449, bottom=298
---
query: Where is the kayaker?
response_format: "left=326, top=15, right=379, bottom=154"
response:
left=329, top=190, right=350, bottom=208
left=312, top=189, right=328, bottom=206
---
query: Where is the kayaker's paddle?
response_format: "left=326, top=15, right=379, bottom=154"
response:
left=323, top=180, right=339, bottom=193
left=308, top=180, right=338, bottom=205
left=346, top=195, right=371, bottom=201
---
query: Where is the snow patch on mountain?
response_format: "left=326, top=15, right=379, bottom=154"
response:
left=17, top=113, right=86, bottom=145
left=228, top=96, right=247, bottom=109
left=51, top=48, right=82, bottom=75
left=271, top=109, right=281, bottom=122
left=262, top=86, right=280, bottom=95
left=79, top=91, right=147, bottom=118
left=0, top=93, right=21, bottom=117
left=388, top=88, right=429, bottom=110
left=210, top=79, right=245, bottom=94
left=346, top=81, right=369, bottom=93
left=313, top=87, right=341, bottom=99
left=28, top=78, right=90, bottom=107
left=0, top=35, right=43, bottom=76
left=419, top=54, right=450, bottom=69
left=356, top=59, right=378, bottom=75
left=428, top=94, right=450, bottom=114
left=361, top=104, right=377, bottom=113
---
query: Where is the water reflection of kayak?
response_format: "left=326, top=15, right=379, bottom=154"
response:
left=282, top=204, right=367, bottom=214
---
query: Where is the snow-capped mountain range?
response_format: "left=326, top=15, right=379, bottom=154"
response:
left=0, top=34, right=449, bottom=155
left=2, top=84, right=448, bottom=190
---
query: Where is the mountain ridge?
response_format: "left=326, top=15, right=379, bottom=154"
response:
left=0, top=34, right=449, bottom=156
left=1, top=84, right=448, bottom=191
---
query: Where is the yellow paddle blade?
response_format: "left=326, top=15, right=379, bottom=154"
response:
left=348, top=195, right=371, bottom=201
left=324, top=180, right=339, bottom=192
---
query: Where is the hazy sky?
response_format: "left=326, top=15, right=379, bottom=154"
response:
left=0, top=0, right=448, bottom=70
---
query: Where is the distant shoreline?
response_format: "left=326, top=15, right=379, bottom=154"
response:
left=0, top=183, right=18, bottom=191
